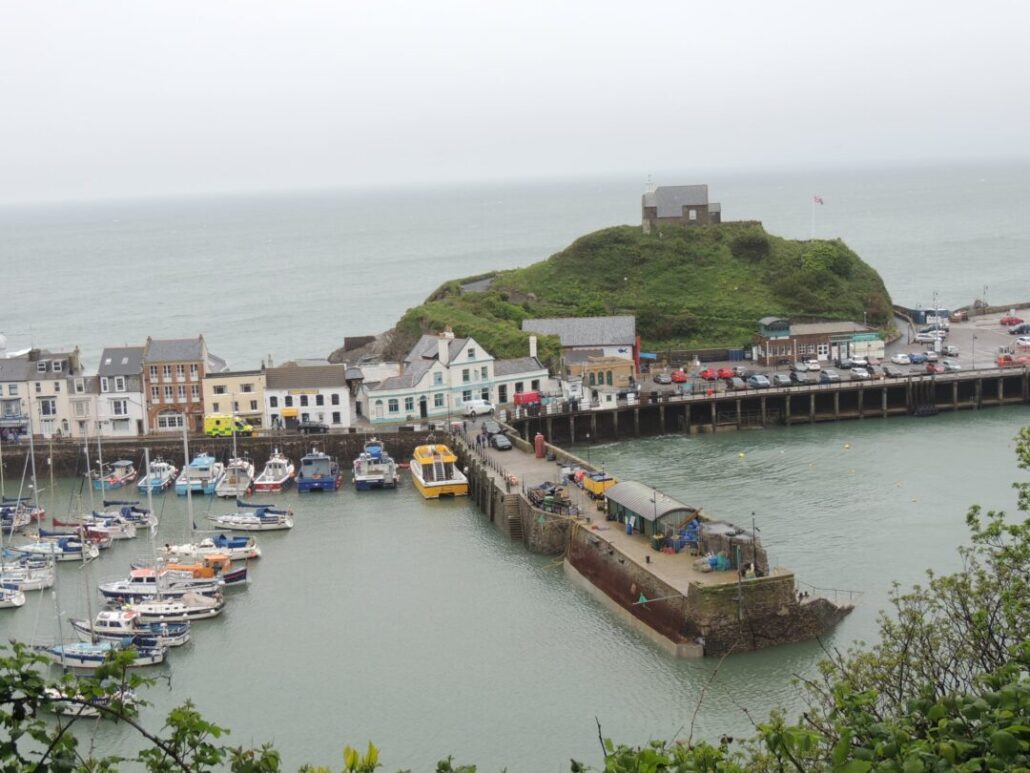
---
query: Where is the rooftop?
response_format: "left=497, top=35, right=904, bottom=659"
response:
left=789, top=321, right=873, bottom=336
left=98, top=347, right=145, bottom=377
left=522, top=316, right=636, bottom=348
left=493, top=357, right=546, bottom=377
left=265, top=363, right=348, bottom=389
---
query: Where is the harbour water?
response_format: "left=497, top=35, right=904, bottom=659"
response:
left=2, top=408, right=1026, bottom=770
left=1, top=161, right=1028, bottom=769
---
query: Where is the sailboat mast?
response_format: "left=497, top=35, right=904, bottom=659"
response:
left=181, top=423, right=193, bottom=544
left=96, top=425, right=106, bottom=495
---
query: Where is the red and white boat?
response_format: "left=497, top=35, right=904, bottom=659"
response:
left=253, top=450, right=295, bottom=492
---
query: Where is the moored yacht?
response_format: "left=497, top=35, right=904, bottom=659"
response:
left=410, top=444, right=469, bottom=499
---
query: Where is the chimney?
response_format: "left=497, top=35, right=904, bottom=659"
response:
left=438, top=336, right=449, bottom=366
left=529, top=335, right=538, bottom=359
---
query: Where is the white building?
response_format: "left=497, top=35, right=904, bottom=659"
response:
left=96, top=346, right=148, bottom=436
left=0, top=348, right=95, bottom=439
left=360, top=332, right=550, bottom=425
left=265, top=362, right=351, bottom=430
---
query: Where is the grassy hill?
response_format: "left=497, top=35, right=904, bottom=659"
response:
left=392, top=222, right=893, bottom=364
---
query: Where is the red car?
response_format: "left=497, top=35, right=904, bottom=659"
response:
left=698, top=368, right=718, bottom=381
left=1000, top=315, right=1024, bottom=326
left=671, top=370, right=688, bottom=383
left=717, top=367, right=735, bottom=380
left=926, top=362, right=945, bottom=374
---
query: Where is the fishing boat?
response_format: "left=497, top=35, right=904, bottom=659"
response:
left=0, top=585, right=26, bottom=608
left=70, top=609, right=191, bottom=648
left=296, top=448, right=341, bottom=492
left=215, top=457, right=255, bottom=498
left=208, top=500, right=293, bottom=531
left=43, top=686, right=138, bottom=717
left=137, top=458, right=178, bottom=492
left=253, top=450, right=295, bottom=492
left=98, top=567, right=223, bottom=602
left=126, top=591, right=225, bottom=623
left=175, top=453, right=225, bottom=496
left=36, top=640, right=166, bottom=669
left=160, top=533, right=262, bottom=562
left=92, top=460, right=137, bottom=491
left=14, top=538, right=100, bottom=562
left=353, top=437, right=400, bottom=490
left=410, top=443, right=469, bottom=499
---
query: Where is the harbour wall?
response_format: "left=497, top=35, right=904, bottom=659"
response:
left=507, top=369, right=1030, bottom=444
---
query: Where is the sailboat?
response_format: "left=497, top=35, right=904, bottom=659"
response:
left=207, top=499, right=294, bottom=531
left=0, top=585, right=26, bottom=609
left=0, top=432, right=56, bottom=592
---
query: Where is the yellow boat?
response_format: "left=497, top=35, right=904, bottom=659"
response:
left=410, top=444, right=469, bottom=499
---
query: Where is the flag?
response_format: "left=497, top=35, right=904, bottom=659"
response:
left=813, top=195, right=824, bottom=205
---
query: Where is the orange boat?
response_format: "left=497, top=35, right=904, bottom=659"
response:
left=161, top=553, right=248, bottom=585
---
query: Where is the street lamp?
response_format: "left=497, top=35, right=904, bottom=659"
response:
left=585, top=432, right=591, bottom=465
left=972, top=335, right=977, bottom=370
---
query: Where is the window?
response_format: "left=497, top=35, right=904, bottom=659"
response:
left=178, top=385, right=186, bottom=400
left=112, top=400, right=128, bottom=416
left=39, top=398, right=57, bottom=416
left=163, top=385, right=173, bottom=401
left=53, top=381, right=60, bottom=393
left=462, top=369, right=470, bottom=383
left=242, top=383, right=253, bottom=393
left=462, top=390, right=472, bottom=402
left=157, top=411, right=184, bottom=429
left=332, top=411, right=341, bottom=424
left=588, top=373, right=595, bottom=386
left=467, top=347, right=475, bottom=359
left=189, top=364, right=198, bottom=378
left=688, top=208, right=698, bottom=221
left=315, top=394, right=324, bottom=406
left=74, top=378, right=84, bottom=394
left=480, top=366, right=488, bottom=380
left=300, top=395, right=308, bottom=407
left=149, top=366, right=158, bottom=379
left=269, top=396, right=279, bottom=408
left=331, top=393, right=340, bottom=405
left=515, top=382, right=524, bottom=393
left=434, top=393, right=444, bottom=408
left=480, top=388, right=489, bottom=400
left=191, top=384, right=199, bottom=401
left=213, top=385, right=227, bottom=395
left=73, top=401, right=87, bottom=417
left=301, top=412, right=310, bottom=422
left=498, top=384, right=508, bottom=403
left=9, top=384, right=17, bottom=396
left=150, top=386, right=159, bottom=400
left=35, top=382, right=41, bottom=394
left=212, top=402, right=220, bottom=413
left=114, top=376, right=125, bottom=392
left=606, top=371, right=613, bottom=386
left=176, top=364, right=185, bottom=379
left=284, top=396, right=293, bottom=407
left=250, top=400, right=258, bottom=411
left=162, top=365, right=172, bottom=379
left=52, top=361, right=63, bottom=373
left=36, top=361, right=47, bottom=373
left=531, top=379, right=540, bottom=391
left=433, top=372, right=443, bottom=386
left=233, top=401, right=239, bottom=412
left=387, top=399, right=399, bottom=413
left=404, top=397, right=414, bottom=412
left=120, top=357, right=128, bottom=365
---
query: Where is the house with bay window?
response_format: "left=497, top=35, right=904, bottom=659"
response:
left=360, top=332, right=549, bottom=425
left=0, top=347, right=94, bottom=439
left=96, top=346, right=147, bottom=436
left=142, top=336, right=228, bottom=433
left=264, top=362, right=350, bottom=430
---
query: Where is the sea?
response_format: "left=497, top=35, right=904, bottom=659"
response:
left=1, top=160, right=1029, bottom=771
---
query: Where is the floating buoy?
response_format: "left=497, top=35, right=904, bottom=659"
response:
left=844, top=443, right=851, bottom=449
left=738, top=452, right=745, bottom=458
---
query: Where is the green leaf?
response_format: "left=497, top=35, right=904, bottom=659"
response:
left=990, top=730, right=1020, bottom=757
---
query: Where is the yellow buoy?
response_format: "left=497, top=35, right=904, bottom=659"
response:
left=844, top=443, right=851, bottom=449
left=738, top=452, right=745, bottom=458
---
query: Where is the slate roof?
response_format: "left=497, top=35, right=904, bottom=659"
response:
left=265, top=364, right=348, bottom=390
left=145, top=337, right=206, bottom=362
left=605, top=481, right=698, bottom=523
left=404, top=335, right=470, bottom=364
left=522, top=316, right=636, bottom=348
left=563, top=348, right=605, bottom=364
left=789, top=321, right=872, bottom=336
left=371, top=360, right=433, bottom=391
left=758, top=317, right=788, bottom=327
left=654, top=185, right=709, bottom=217
left=98, top=347, right=144, bottom=377
left=493, top=357, right=545, bottom=377
left=0, top=356, right=33, bottom=383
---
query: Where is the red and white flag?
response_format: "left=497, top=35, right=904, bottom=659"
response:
left=813, top=195, right=824, bottom=205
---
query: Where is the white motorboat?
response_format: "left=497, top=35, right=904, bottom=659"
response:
left=126, top=591, right=225, bottom=623
left=0, top=558, right=56, bottom=591
left=0, top=586, right=26, bottom=609
left=138, top=458, right=178, bottom=492
left=353, top=437, right=400, bottom=490
left=253, top=450, right=295, bottom=492
left=175, top=453, right=225, bottom=496
left=215, top=458, right=255, bottom=498
left=98, top=567, right=223, bottom=601
left=160, top=533, right=262, bottom=561
left=44, top=687, right=138, bottom=718
left=70, top=609, right=191, bottom=648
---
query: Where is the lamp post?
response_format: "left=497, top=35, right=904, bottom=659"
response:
left=585, top=433, right=591, bottom=466
left=972, top=335, right=977, bottom=370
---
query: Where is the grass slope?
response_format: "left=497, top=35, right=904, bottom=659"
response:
left=396, top=222, right=893, bottom=363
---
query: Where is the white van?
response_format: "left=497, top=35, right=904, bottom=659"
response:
left=462, top=399, right=495, bottom=417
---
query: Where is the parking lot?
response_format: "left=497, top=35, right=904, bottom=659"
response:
left=639, top=310, right=1030, bottom=395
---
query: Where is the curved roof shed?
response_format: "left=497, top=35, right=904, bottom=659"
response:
left=604, top=481, right=698, bottom=535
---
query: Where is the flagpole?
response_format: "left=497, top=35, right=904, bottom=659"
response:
left=810, top=197, right=815, bottom=239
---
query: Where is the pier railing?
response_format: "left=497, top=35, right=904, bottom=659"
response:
left=796, top=580, right=864, bottom=605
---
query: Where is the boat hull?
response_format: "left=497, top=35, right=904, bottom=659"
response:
left=253, top=476, right=293, bottom=492
left=70, top=618, right=192, bottom=647
left=354, top=476, right=398, bottom=490
left=297, top=475, right=341, bottom=492
left=410, top=475, right=470, bottom=499
left=38, top=643, right=165, bottom=669
left=206, top=516, right=293, bottom=532
left=138, top=474, right=175, bottom=492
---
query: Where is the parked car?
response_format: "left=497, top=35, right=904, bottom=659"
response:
left=489, top=433, right=513, bottom=451
left=717, top=367, right=735, bottom=380
left=734, top=366, right=757, bottom=379
left=914, top=332, right=938, bottom=344
left=1000, top=315, right=1024, bottom=326
left=942, top=345, right=959, bottom=357
left=670, top=370, right=688, bottom=383
left=727, top=376, right=747, bottom=391
left=462, top=399, right=495, bottom=417
left=819, top=370, right=841, bottom=383
left=835, top=358, right=854, bottom=370
left=653, top=373, right=672, bottom=385
left=698, top=368, right=718, bottom=381
left=789, top=370, right=811, bottom=384
left=849, top=367, right=871, bottom=380
left=297, top=421, right=330, bottom=435
left=850, top=356, right=869, bottom=367
left=908, top=352, right=928, bottom=364
left=889, top=353, right=911, bottom=365
left=480, top=419, right=502, bottom=436
left=790, top=361, right=808, bottom=372
left=805, top=360, right=822, bottom=371
left=747, top=374, right=771, bottom=389
left=941, top=359, right=962, bottom=371
left=926, top=362, right=945, bottom=374
left=924, top=350, right=939, bottom=362
left=772, top=373, right=792, bottom=387
left=1016, top=336, right=1030, bottom=349
left=882, top=365, right=905, bottom=378
left=1009, top=323, right=1030, bottom=335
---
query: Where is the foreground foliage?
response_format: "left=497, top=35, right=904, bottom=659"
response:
left=3, top=429, right=1027, bottom=771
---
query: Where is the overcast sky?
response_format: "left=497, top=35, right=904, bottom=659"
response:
left=2, top=0, right=1028, bottom=203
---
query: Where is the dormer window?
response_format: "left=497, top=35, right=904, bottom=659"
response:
left=52, top=361, right=62, bottom=373
left=36, top=361, right=47, bottom=373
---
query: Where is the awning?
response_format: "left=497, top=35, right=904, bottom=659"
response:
left=639, top=352, right=658, bottom=361
left=281, top=408, right=299, bottom=418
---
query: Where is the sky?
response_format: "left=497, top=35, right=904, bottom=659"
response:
left=2, top=0, right=1028, bottom=204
